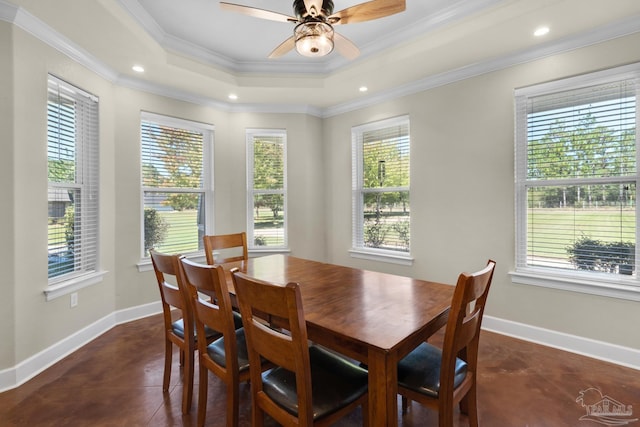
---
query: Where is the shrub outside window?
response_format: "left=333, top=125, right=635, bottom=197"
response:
left=514, top=63, right=639, bottom=299
left=351, top=116, right=411, bottom=261
left=140, top=112, right=213, bottom=257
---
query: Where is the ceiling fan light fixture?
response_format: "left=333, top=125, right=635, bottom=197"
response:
left=294, top=21, right=334, bottom=57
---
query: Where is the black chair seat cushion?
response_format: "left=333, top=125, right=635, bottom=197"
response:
left=206, top=327, right=251, bottom=372
left=172, top=311, right=243, bottom=340
left=397, top=342, right=468, bottom=398
left=262, top=346, right=368, bottom=420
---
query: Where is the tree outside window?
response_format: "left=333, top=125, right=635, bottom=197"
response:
left=516, top=71, right=637, bottom=280
left=140, top=113, right=213, bottom=257
left=247, top=130, right=287, bottom=249
left=352, top=116, right=410, bottom=255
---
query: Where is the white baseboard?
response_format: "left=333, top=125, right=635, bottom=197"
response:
left=0, top=301, right=161, bottom=393
left=482, top=315, right=640, bottom=371
left=2, top=307, right=637, bottom=392
left=114, top=300, right=163, bottom=324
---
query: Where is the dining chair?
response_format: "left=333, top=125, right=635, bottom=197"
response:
left=149, top=249, right=221, bottom=414
left=203, top=232, right=248, bottom=265
left=232, top=271, right=370, bottom=427
left=397, top=259, right=496, bottom=427
left=180, top=258, right=259, bottom=427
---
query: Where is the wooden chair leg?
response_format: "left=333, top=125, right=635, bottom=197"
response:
left=253, top=403, right=265, bottom=427
left=439, top=405, right=454, bottom=427
left=459, top=393, right=469, bottom=415
left=197, top=366, right=208, bottom=427
left=182, top=350, right=194, bottom=414
left=163, top=340, right=172, bottom=392
left=227, top=380, right=240, bottom=427
left=465, top=384, right=479, bottom=427
left=361, top=398, right=369, bottom=427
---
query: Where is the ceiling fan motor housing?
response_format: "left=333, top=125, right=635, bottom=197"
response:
left=293, top=0, right=334, bottom=19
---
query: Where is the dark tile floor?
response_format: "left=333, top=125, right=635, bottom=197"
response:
left=1, top=313, right=638, bottom=426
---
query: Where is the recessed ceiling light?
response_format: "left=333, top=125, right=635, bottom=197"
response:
left=132, top=65, right=145, bottom=73
left=228, top=94, right=238, bottom=100
left=359, top=86, right=368, bottom=92
left=534, top=26, right=550, bottom=37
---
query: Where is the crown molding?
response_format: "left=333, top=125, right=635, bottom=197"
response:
left=0, top=0, right=322, bottom=113
left=116, top=74, right=324, bottom=117
left=0, top=0, right=16, bottom=21
left=115, top=0, right=332, bottom=75
left=323, top=14, right=640, bottom=117
left=2, top=0, right=639, bottom=118
left=341, top=0, right=503, bottom=73
left=0, top=0, right=118, bottom=82
left=115, top=0, right=505, bottom=76
left=116, top=74, right=230, bottom=111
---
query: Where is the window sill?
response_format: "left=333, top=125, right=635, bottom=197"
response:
left=349, top=248, right=413, bottom=266
left=137, top=253, right=208, bottom=272
left=510, top=268, right=640, bottom=302
left=44, top=270, right=108, bottom=301
left=249, top=247, right=291, bottom=256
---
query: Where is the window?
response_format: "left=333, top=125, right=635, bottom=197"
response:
left=141, top=112, right=213, bottom=257
left=47, top=75, right=99, bottom=282
left=246, top=129, right=287, bottom=249
left=351, top=116, right=410, bottom=262
left=514, top=64, right=639, bottom=298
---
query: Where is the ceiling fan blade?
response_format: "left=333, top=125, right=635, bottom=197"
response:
left=220, top=2, right=297, bottom=23
left=330, top=0, right=405, bottom=25
left=303, top=0, right=324, bottom=17
left=268, top=36, right=296, bottom=58
left=334, top=32, right=360, bottom=60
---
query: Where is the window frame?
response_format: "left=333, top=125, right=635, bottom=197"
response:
left=45, top=75, right=104, bottom=300
left=139, top=111, right=214, bottom=259
left=512, top=62, right=640, bottom=301
left=246, top=128, right=288, bottom=252
left=350, top=115, right=413, bottom=265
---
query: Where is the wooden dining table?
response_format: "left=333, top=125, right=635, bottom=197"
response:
left=221, top=254, right=454, bottom=427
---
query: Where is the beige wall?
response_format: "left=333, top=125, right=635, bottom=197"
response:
left=1, top=19, right=327, bottom=371
left=2, top=19, right=640, bottom=374
left=323, top=32, right=640, bottom=350
left=9, top=23, right=117, bottom=365
left=113, top=95, right=325, bottom=310
left=0, top=22, right=16, bottom=367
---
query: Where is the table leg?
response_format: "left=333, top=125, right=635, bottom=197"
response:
left=368, top=348, right=398, bottom=427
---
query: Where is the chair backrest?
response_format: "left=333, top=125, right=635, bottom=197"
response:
left=149, top=249, right=195, bottom=335
left=203, top=232, right=248, bottom=265
left=232, top=271, right=315, bottom=424
left=440, top=259, right=496, bottom=394
left=180, top=258, right=239, bottom=367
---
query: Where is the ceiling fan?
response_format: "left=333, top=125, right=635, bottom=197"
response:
left=220, top=0, right=406, bottom=59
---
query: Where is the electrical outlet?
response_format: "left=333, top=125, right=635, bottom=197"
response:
left=70, top=292, right=78, bottom=308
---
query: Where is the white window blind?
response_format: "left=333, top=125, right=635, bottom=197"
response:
left=47, top=75, right=99, bottom=282
left=352, top=116, right=410, bottom=254
left=246, top=130, right=287, bottom=249
left=141, top=113, right=213, bottom=256
left=515, top=70, right=638, bottom=280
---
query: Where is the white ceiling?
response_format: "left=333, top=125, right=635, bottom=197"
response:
left=125, top=0, right=490, bottom=72
left=5, top=0, right=640, bottom=114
